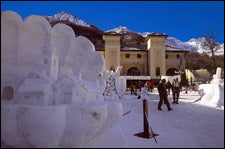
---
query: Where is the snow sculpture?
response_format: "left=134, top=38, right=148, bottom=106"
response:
left=103, top=66, right=124, bottom=100
left=198, top=67, right=224, bottom=107
left=1, top=11, right=123, bottom=148
left=211, top=67, right=223, bottom=84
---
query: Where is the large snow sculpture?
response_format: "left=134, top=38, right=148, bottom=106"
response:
left=198, top=67, right=224, bottom=107
left=1, top=11, right=123, bottom=148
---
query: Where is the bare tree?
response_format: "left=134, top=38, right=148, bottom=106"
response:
left=203, top=29, right=219, bottom=74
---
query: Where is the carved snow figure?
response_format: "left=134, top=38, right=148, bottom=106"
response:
left=1, top=11, right=123, bottom=148
left=198, top=67, right=224, bottom=107
left=103, top=66, right=123, bottom=100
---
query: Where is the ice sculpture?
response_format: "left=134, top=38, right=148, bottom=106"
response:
left=1, top=11, right=123, bottom=148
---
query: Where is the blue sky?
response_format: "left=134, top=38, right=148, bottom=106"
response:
left=1, top=1, right=224, bottom=43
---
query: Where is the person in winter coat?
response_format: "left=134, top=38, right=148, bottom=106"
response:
left=172, top=78, right=180, bottom=104
left=147, top=80, right=153, bottom=92
left=166, top=80, right=172, bottom=96
left=157, top=79, right=173, bottom=111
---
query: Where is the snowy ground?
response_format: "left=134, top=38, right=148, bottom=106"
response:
left=83, top=88, right=224, bottom=148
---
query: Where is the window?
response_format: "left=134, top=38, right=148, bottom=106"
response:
left=137, top=54, right=142, bottom=58
left=176, top=54, right=180, bottom=59
left=165, top=54, right=168, bottom=59
left=125, top=53, right=130, bottom=58
left=156, top=67, right=160, bottom=76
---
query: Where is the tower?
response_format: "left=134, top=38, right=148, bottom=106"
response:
left=103, top=33, right=121, bottom=71
left=39, top=40, right=59, bottom=81
left=146, top=34, right=168, bottom=80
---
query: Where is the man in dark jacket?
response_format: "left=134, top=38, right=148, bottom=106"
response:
left=172, top=78, right=180, bottom=104
left=157, top=79, right=173, bottom=111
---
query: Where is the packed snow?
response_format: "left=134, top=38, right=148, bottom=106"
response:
left=82, top=84, right=224, bottom=148
left=1, top=10, right=224, bottom=148
left=1, top=11, right=122, bottom=148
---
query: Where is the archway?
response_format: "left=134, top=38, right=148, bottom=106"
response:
left=2, top=86, right=14, bottom=100
left=127, top=67, right=140, bottom=76
left=166, top=68, right=178, bottom=76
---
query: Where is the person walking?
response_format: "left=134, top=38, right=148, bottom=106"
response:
left=130, top=82, right=136, bottom=95
left=166, top=80, right=172, bottom=96
left=147, top=80, right=153, bottom=92
left=172, top=78, right=180, bottom=104
left=157, top=79, right=173, bottom=111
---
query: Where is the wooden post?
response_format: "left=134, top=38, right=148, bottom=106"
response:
left=143, top=99, right=149, bottom=137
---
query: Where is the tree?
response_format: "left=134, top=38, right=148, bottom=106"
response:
left=202, top=29, right=220, bottom=74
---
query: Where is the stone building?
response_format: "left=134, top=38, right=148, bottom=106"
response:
left=99, top=33, right=189, bottom=88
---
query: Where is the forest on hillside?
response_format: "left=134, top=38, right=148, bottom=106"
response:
left=185, top=51, right=224, bottom=77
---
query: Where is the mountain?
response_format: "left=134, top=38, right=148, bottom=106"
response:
left=44, top=12, right=224, bottom=55
left=185, top=37, right=223, bottom=56
left=45, top=12, right=104, bottom=50
left=106, top=26, right=146, bottom=50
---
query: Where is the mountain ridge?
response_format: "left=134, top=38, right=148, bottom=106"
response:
left=44, top=12, right=224, bottom=55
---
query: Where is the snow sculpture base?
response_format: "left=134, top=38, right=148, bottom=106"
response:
left=198, top=84, right=224, bottom=107
left=1, top=11, right=123, bottom=148
left=1, top=101, right=122, bottom=148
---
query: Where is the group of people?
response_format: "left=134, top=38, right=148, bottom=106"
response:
left=157, top=78, right=180, bottom=111
left=129, top=78, right=181, bottom=112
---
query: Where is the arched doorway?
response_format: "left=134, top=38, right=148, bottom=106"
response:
left=166, top=68, right=178, bottom=76
left=127, top=67, right=140, bottom=76
left=2, top=86, right=14, bottom=100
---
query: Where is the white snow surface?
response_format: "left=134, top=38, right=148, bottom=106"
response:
left=82, top=84, right=224, bottom=148
left=1, top=11, right=122, bottom=148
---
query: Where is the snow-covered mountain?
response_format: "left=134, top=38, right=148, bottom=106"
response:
left=165, top=37, right=198, bottom=52
left=185, top=37, right=223, bottom=56
left=45, top=12, right=104, bottom=50
left=106, top=26, right=131, bottom=33
left=109, top=26, right=223, bottom=55
left=45, top=11, right=91, bottom=28
left=45, top=12, right=224, bottom=55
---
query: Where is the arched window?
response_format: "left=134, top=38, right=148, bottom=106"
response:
left=127, top=67, right=140, bottom=76
left=166, top=68, right=179, bottom=76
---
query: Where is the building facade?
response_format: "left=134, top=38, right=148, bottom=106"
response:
left=100, top=33, right=189, bottom=88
